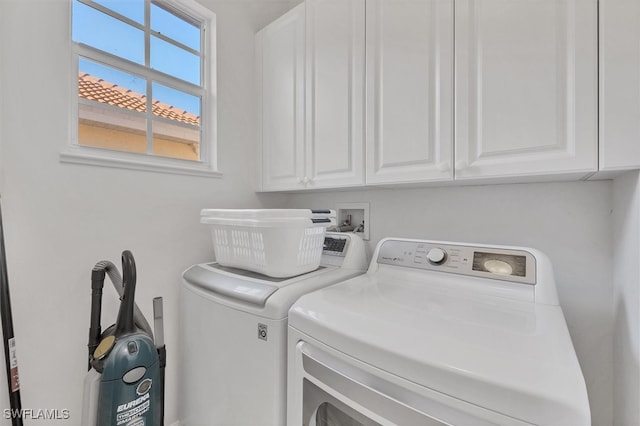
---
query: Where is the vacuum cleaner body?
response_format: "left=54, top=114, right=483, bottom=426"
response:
left=83, top=251, right=165, bottom=426
left=97, top=331, right=161, bottom=425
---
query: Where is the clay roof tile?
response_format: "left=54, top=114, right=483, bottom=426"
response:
left=78, top=72, right=200, bottom=126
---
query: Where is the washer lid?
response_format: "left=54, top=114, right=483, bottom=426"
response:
left=289, top=269, right=590, bottom=425
left=183, top=263, right=281, bottom=306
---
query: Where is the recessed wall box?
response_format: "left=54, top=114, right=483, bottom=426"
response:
left=336, top=202, right=370, bottom=241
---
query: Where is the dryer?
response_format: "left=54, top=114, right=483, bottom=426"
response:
left=287, top=237, right=590, bottom=425
left=179, top=232, right=368, bottom=426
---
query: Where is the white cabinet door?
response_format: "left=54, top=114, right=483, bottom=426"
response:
left=366, top=0, right=454, bottom=184
left=305, top=0, right=365, bottom=189
left=257, top=4, right=305, bottom=191
left=600, top=0, right=640, bottom=170
left=455, top=0, right=598, bottom=181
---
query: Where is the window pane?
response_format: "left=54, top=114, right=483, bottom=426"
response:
left=150, top=83, right=200, bottom=161
left=152, top=120, right=200, bottom=161
left=72, top=0, right=144, bottom=64
left=79, top=109, right=147, bottom=154
left=79, top=58, right=146, bottom=96
left=94, top=0, right=144, bottom=24
left=151, top=3, right=201, bottom=51
left=78, top=59, right=148, bottom=153
left=152, top=82, right=201, bottom=119
left=151, top=36, right=200, bottom=85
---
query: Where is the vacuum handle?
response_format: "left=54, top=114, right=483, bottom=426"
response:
left=115, top=251, right=137, bottom=336
left=121, top=251, right=136, bottom=291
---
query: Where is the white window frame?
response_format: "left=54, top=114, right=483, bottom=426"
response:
left=62, top=0, right=220, bottom=178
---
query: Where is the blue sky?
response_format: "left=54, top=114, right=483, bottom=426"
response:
left=73, top=0, right=201, bottom=116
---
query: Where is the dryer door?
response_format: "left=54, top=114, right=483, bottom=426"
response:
left=304, top=380, right=382, bottom=426
left=297, top=343, right=448, bottom=426
left=289, top=338, right=532, bottom=426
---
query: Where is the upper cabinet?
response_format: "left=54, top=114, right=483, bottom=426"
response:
left=256, top=4, right=305, bottom=191
left=305, top=0, right=365, bottom=189
left=599, top=0, right=640, bottom=170
left=366, top=0, right=454, bottom=185
left=257, top=0, right=365, bottom=191
left=257, top=0, right=600, bottom=191
left=455, top=0, right=598, bottom=181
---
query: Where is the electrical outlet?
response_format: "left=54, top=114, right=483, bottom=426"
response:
left=336, top=202, right=370, bottom=240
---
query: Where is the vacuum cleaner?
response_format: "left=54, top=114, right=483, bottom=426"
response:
left=82, top=250, right=166, bottom=426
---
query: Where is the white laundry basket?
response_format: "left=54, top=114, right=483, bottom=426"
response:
left=200, top=210, right=335, bottom=278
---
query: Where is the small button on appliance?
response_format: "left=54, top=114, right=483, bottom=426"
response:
left=287, top=237, right=590, bottom=426
left=179, top=232, right=368, bottom=426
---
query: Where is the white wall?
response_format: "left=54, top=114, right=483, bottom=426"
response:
left=0, top=0, right=290, bottom=424
left=612, top=171, right=640, bottom=426
left=285, top=181, right=614, bottom=425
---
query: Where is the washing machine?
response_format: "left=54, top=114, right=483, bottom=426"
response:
left=179, top=232, right=368, bottom=426
left=287, top=237, right=590, bottom=426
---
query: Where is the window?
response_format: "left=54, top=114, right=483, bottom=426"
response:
left=64, top=0, right=218, bottom=177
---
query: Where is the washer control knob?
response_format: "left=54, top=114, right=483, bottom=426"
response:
left=426, top=248, right=447, bottom=265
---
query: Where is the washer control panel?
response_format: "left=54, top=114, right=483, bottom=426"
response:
left=323, top=235, right=349, bottom=257
left=377, top=239, right=536, bottom=285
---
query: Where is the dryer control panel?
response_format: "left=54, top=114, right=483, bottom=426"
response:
left=377, top=240, right=536, bottom=285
